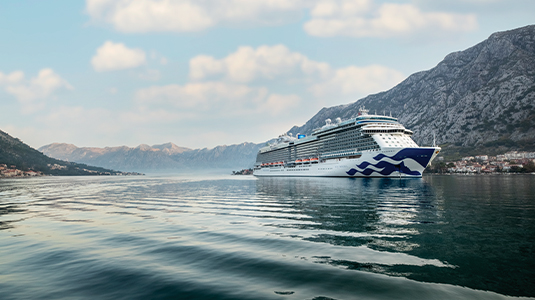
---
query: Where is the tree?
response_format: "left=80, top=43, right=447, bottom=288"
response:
left=524, top=161, right=535, bottom=172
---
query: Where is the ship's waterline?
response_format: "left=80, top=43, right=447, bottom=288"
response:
left=254, top=107, right=440, bottom=177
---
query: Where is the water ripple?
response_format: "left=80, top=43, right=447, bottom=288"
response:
left=0, top=175, right=534, bottom=299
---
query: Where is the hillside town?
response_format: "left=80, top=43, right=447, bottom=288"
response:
left=0, top=164, right=43, bottom=177
left=432, top=151, right=535, bottom=174
left=0, top=163, right=144, bottom=178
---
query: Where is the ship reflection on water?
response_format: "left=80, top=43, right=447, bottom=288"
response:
left=255, top=176, right=535, bottom=297
left=255, top=177, right=444, bottom=258
left=1, top=175, right=533, bottom=299
left=255, top=177, right=441, bottom=237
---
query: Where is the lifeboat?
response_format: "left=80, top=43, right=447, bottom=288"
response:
left=310, top=157, right=319, bottom=163
left=295, top=159, right=303, bottom=164
left=303, top=158, right=311, bottom=163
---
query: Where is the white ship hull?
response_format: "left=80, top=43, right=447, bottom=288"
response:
left=254, top=147, right=440, bottom=178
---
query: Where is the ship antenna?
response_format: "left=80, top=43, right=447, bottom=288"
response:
left=433, top=132, right=436, bottom=147
left=389, top=111, right=392, bottom=117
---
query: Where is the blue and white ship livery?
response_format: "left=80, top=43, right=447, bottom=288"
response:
left=253, top=107, right=440, bottom=178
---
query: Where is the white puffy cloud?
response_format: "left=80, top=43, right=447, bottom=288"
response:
left=310, top=65, right=405, bottom=97
left=86, top=0, right=308, bottom=33
left=304, top=1, right=478, bottom=38
left=91, top=41, right=146, bottom=72
left=310, top=0, right=371, bottom=18
left=0, top=71, right=24, bottom=85
left=0, top=69, right=73, bottom=114
left=189, top=45, right=331, bottom=82
left=189, top=44, right=404, bottom=101
left=86, top=0, right=478, bottom=39
left=189, top=55, right=224, bottom=80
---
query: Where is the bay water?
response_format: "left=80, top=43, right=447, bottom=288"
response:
left=1, top=174, right=534, bottom=299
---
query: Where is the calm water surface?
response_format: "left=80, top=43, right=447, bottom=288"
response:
left=1, top=174, right=534, bottom=300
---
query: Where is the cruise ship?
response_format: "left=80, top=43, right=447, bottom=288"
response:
left=253, top=107, right=440, bottom=178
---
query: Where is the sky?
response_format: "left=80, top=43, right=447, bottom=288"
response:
left=0, top=0, right=534, bottom=150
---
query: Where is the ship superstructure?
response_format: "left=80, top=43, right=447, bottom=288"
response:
left=253, top=107, right=440, bottom=177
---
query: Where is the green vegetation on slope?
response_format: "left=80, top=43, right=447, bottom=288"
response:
left=0, top=129, right=129, bottom=176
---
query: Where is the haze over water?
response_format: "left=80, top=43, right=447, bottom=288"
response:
left=1, top=174, right=534, bottom=300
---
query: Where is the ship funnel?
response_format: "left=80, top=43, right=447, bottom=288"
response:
left=335, top=117, right=342, bottom=124
left=325, top=119, right=332, bottom=125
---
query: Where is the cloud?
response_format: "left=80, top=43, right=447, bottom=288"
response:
left=86, top=0, right=309, bottom=33
left=135, top=81, right=303, bottom=116
left=189, top=44, right=331, bottom=82
left=304, top=1, right=478, bottom=38
left=86, top=0, right=478, bottom=40
left=261, top=94, right=301, bottom=114
left=91, top=41, right=146, bottom=72
left=310, top=0, right=372, bottom=18
left=0, top=69, right=73, bottom=114
left=310, top=65, right=405, bottom=98
left=87, top=0, right=214, bottom=32
left=188, top=44, right=404, bottom=101
left=0, top=71, right=24, bottom=85
left=135, top=81, right=267, bottom=109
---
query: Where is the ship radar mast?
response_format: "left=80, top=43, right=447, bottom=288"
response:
left=358, top=106, right=369, bottom=116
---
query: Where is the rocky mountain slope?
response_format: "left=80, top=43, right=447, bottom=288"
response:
left=171, top=143, right=263, bottom=169
left=39, top=142, right=262, bottom=172
left=289, top=25, right=535, bottom=156
left=0, top=129, right=128, bottom=175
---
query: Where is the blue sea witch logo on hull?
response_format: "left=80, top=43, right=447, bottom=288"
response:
left=346, top=148, right=435, bottom=176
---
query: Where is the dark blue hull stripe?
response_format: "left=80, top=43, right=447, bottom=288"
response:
left=346, top=148, right=435, bottom=177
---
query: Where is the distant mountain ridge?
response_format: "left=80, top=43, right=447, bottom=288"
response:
left=39, top=142, right=262, bottom=172
left=288, top=25, right=535, bottom=156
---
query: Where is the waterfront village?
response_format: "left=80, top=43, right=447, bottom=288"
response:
left=0, top=164, right=79, bottom=178
left=432, top=151, right=535, bottom=174
left=0, top=163, right=95, bottom=178
left=0, top=164, right=44, bottom=177
left=0, top=163, right=141, bottom=178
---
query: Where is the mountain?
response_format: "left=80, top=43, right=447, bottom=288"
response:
left=39, top=142, right=262, bottom=172
left=0, top=129, right=131, bottom=176
left=288, top=25, right=535, bottom=157
left=40, top=25, right=535, bottom=169
left=151, top=142, right=191, bottom=155
left=171, top=143, right=263, bottom=169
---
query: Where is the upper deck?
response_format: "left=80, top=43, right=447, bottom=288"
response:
left=257, top=107, right=408, bottom=155
left=311, top=107, right=398, bottom=136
